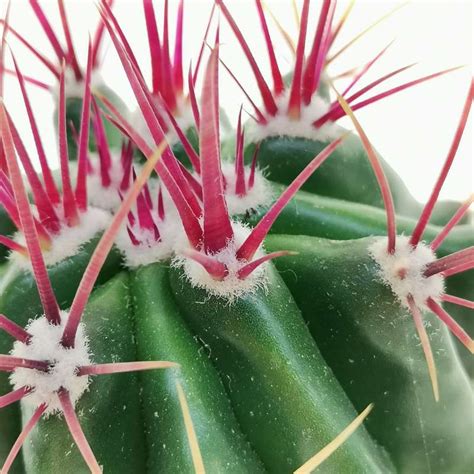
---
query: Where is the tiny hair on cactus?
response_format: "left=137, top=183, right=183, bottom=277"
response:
left=0, top=139, right=182, bottom=472
left=218, top=0, right=461, bottom=143
left=114, top=168, right=178, bottom=269
left=340, top=79, right=474, bottom=401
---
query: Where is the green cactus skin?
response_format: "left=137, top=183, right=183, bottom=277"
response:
left=0, top=237, right=121, bottom=469
left=20, top=273, right=147, bottom=473
left=0, top=209, right=16, bottom=263
left=131, top=262, right=265, bottom=473
left=243, top=185, right=473, bottom=256
left=265, top=234, right=474, bottom=473
left=170, top=126, right=200, bottom=169
left=0, top=237, right=121, bottom=320
left=56, top=85, right=125, bottom=160
left=244, top=186, right=473, bottom=378
left=244, top=135, right=464, bottom=226
left=169, top=263, right=394, bottom=473
left=444, top=271, right=474, bottom=379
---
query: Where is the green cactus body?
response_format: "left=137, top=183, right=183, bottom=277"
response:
left=444, top=271, right=474, bottom=378
left=244, top=136, right=462, bottom=226
left=265, top=234, right=474, bottom=472
left=243, top=185, right=473, bottom=255
left=60, top=84, right=125, bottom=159
left=0, top=237, right=121, bottom=321
left=131, top=262, right=265, bottom=473
left=0, top=209, right=16, bottom=263
left=170, top=263, right=394, bottom=473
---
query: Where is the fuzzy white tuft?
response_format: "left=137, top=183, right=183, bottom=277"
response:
left=115, top=217, right=181, bottom=268
left=11, top=207, right=111, bottom=270
left=220, top=162, right=274, bottom=216
left=51, top=69, right=105, bottom=100
left=69, top=159, right=161, bottom=213
left=10, top=312, right=91, bottom=415
left=246, top=91, right=341, bottom=143
left=85, top=152, right=125, bottom=211
left=172, top=222, right=268, bottom=302
left=369, top=236, right=445, bottom=309
left=129, top=95, right=195, bottom=147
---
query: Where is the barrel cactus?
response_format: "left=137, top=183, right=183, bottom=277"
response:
left=0, top=1, right=472, bottom=473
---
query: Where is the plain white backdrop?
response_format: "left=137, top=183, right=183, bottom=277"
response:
left=1, top=0, right=472, bottom=204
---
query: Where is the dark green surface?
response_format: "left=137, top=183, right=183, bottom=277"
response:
left=0, top=208, right=16, bottom=263
left=54, top=84, right=125, bottom=160
left=245, top=133, right=463, bottom=226
left=243, top=184, right=473, bottom=258
left=132, top=263, right=264, bottom=473
left=266, top=234, right=474, bottom=473
left=170, top=264, right=394, bottom=473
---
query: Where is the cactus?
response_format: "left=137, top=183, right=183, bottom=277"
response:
left=0, top=1, right=472, bottom=473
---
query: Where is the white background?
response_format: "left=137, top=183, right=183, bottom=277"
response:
left=1, top=0, right=472, bottom=204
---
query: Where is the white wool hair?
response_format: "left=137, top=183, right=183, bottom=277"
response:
left=246, top=91, right=341, bottom=143
left=70, top=158, right=161, bottom=213
left=220, top=162, right=274, bottom=216
left=129, top=95, right=195, bottom=147
left=115, top=217, right=181, bottom=268
left=172, top=221, right=269, bottom=302
left=51, top=69, right=105, bottom=100
left=86, top=152, right=125, bottom=211
left=369, top=236, right=445, bottom=309
left=10, top=312, right=91, bottom=416
left=11, top=207, right=111, bottom=270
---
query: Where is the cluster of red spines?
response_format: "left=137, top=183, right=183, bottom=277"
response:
left=2, top=46, right=91, bottom=256
left=0, top=36, right=134, bottom=256
left=218, top=0, right=459, bottom=128
left=0, top=104, right=173, bottom=471
left=99, top=2, right=350, bottom=280
left=124, top=168, right=166, bottom=247
left=0, top=43, right=94, bottom=252
left=0, top=0, right=112, bottom=91
left=337, top=80, right=474, bottom=401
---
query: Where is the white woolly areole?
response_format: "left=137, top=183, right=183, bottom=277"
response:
left=246, top=91, right=341, bottom=143
left=221, top=162, right=274, bottom=216
left=51, top=69, right=105, bottom=100
left=129, top=95, right=194, bottom=147
left=9, top=312, right=91, bottom=415
left=10, top=207, right=111, bottom=270
left=369, top=236, right=445, bottom=309
left=69, top=159, right=160, bottom=213
left=86, top=152, right=125, bottom=211
left=115, top=217, right=181, bottom=268
left=172, top=222, right=268, bottom=302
